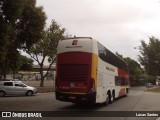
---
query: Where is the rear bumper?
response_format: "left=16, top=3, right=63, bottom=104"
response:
left=55, top=91, right=96, bottom=103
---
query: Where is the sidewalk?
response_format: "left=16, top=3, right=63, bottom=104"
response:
left=36, top=86, right=54, bottom=93
left=23, top=80, right=55, bottom=93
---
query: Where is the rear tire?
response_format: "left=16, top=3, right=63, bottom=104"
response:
left=0, top=91, right=6, bottom=97
left=108, top=91, right=112, bottom=104
left=103, top=96, right=109, bottom=106
left=112, top=90, right=115, bottom=101
left=26, top=91, right=33, bottom=96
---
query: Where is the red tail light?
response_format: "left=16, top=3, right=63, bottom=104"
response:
left=55, top=76, right=59, bottom=90
left=89, top=78, right=95, bottom=92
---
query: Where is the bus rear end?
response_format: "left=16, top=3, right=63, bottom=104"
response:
left=55, top=37, right=97, bottom=103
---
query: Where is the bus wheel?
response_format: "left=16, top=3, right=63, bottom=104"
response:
left=108, top=91, right=112, bottom=104
left=103, top=96, right=109, bottom=106
left=112, top=90, right=115, bottom=101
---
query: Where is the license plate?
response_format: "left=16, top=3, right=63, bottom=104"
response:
left=70, top=82, right=75, bottom=88
left=69, top=96, right=76, bottom=99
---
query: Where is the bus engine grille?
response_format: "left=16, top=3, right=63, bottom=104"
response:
left=60, top=64, right=89, bottom=81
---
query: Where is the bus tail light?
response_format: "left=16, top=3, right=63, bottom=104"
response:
left=55, top=76, right=59, bottom=90
left=89, top=78, right=95, bottom=92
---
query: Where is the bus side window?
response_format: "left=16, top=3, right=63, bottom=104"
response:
left=121, top=78, right=125, bottom=86
left=115, top=76, right=121, bottom=86
left=115, top=77, right=128, bottom=86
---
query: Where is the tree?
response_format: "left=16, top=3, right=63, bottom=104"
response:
left=115, top=52, right=123, bottom=59
left=7, top=54, right=33, bottom=74
left=138, top=36, right=160, bottom=76
left=17, top=55, right=33, bottom=71
left=124, top=57, right=143, bottom=78
left=27, top=20, right=66, bottom=87
left=0, top=0, right=46, bottom=79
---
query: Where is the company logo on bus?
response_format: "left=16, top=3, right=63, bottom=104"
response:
left=106, top=66, right=115, bottom=72
left=66, top=40, right=82, bottom=48
left=72, top=40, right=78, bottom=45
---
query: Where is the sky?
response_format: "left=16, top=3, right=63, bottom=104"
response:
left=36, top=0, right=160, bottom=64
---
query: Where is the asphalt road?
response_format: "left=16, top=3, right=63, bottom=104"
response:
left=0, top=86, right=160, bottom=120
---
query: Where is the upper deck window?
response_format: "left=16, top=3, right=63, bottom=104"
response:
left=97, top=41, right=128, bottom=71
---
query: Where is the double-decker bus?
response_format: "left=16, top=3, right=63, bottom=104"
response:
left=55, top=37, right=129, bottom=105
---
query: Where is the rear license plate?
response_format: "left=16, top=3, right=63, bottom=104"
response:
left=70, top=82, right=75, bottom=88
left=69, top=96, right=76, bottom=99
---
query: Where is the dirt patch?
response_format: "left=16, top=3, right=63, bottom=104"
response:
left=146, top=87, right=160, bottom=93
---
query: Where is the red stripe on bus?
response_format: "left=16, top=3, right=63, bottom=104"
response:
left=118, top=88, right=126, bottom=97
left=118, top=68, right=128, bottom=78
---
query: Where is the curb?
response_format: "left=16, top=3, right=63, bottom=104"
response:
left=36, top=86, right=54, bottom=93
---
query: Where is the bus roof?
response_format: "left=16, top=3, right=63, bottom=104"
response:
left=60, top=37, right=93, bottom=41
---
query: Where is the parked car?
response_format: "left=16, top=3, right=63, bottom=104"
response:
left=0, top=80, right=37, bottom=97
left=145, top=83, right=154, bottom=88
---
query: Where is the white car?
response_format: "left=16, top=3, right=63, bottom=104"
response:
left=0, top=80, right=37, bottom=97
left=145, top=83, right=154, bottom=88
left=156, top=77, right=160, bottom=86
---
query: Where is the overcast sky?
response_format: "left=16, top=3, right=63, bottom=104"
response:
left=36, top=0, right=160, bottom=62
